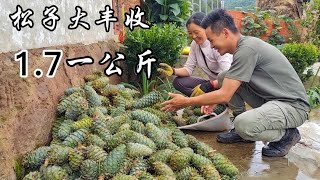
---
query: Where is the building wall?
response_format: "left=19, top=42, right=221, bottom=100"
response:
left=0, top=0, right=115, bottom=53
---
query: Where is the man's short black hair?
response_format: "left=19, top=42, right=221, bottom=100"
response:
left=201, top=9, right=238, bottom=34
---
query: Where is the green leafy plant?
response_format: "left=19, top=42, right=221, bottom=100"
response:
left=156, top=77, right=181, bottom=100
left=241, top=10, right=269, bottom=37
left=141, top=0, right=191, bottom=26
left=280, top=15, right=302, bottom=43
left=307, top=86, right=320, bottom=108
left=267, top=16, right=285, bottom=46
left=123, top=23, right=188, bottom=94
left=302, top=0, right=320, bottom=47
left=281, top=43, right=320, bottom=83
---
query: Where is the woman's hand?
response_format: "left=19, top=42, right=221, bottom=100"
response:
left=201, top=104, right=217, bottom=115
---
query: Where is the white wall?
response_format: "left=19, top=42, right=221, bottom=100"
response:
left=0, top=0, right=114, bottom=53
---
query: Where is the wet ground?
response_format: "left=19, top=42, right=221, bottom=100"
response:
left=183, top=108, right=320, bottom=180
left=185, top=130, right=320, bottom=180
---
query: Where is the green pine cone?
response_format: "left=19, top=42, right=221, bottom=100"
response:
left=92, top=107, right=108, bottom=121
left=84, top=71, right=103, bottom=82
left=156, top=175, right=177, bottom=180
left=95, top=106, right=109, bottom=115
left=80, top=159, right=99, bottom=180
left=172, top=116, right=187, bottom=126
left=64, top=87, right=84, bottom=96
left=57, top=92, right=81, bottom=114
left=62, top=129, right=89, bottom=148
left=145, top=123, right=169, bottom=149
left=106, top=130, right=156, bottom=151
left=133, top=171, right=154, bottom=180
left=113, top=95, right=127, bottom=109
left=84, top=85, right=102, bottom=107
left=191, top=154, right=212, bottom=169
left=186, top=135, right=215, bottom=158
left=106, top=115, right=131, bottom=134
left=102, top=144, right=127, bottom=178
left=176, top=167, right=200, bottom=180
left=119, top=88, right=134, bottom=100
left=85, top=134, right=106, bottom=148
left=125, top=88, right=140, bottom=98
left=92, top=120, right=108, bottom=132
left=200, top=164, right=221, bottom=180
left=210, top=153, right=239, bottom=178
left=22, top=171, right=41, bottom=180
left=86, top=145, right=108, bottom=163
left=68, top=149, right=84, bottom=170
left=129, top=158, right=149, bottom=175
left=134, top=91, right=163, bottom=109
left=165, top=141, right=181, bottom=151
left=99, top=84, right=119, bottom=97
left=111, top=174, right=138, bottom=180
left=92, top=77, right=109, bottom=90
left=172, top=129, right=189, bottom=148
left=42, top=165, right=68, bottom=180
left=23, top=146, right=51, bottom=169
left=131, top=110, right=161, bottom=125
left=100, top=95, right=111, bottom=106
left=153, top=161, right=174, bottom=176
left=169, top=147, right=194, bottom=171
left=64, top=96, right=89, bottom=120
left=72, top=117, right=93, bottom=130
left=143, top=107, right=171, bottom=124
left=110, top=106, right=126, bottom=117
left=148, top=149, right=174, bottom=164
left=193, top=107, right=202, bottom=116
left=127, top=143, right=153, bottom=158
left=45, top=145, right=71, bottom=165
left=118, top=123, right=131, bottom=132
left=56, top=120, right=73, bottom=140
left=60, top=163, right=73, bottom=176
left=130, top=120, right=146, bottom=134
left=186, top=116, right=199, bottom=125
left=51, top=117, right=65, bottom=138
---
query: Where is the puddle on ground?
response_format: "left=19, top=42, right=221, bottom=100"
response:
left=184, top=130, right=320, bottom=180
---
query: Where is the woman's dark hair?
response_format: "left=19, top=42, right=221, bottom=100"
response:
left=201, top=9, right=238, bottom=34
left=186, top=12, right=206, bottom=27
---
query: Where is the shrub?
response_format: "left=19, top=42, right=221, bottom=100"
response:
left=141, top=0, right=191, bottom=26
left=123, top=23, right=188, bottom=84
left=302, top=0, right=320, bottom=48
left=281, top=43, right=320, bottom=82
left=307, top=86, right=320, bottom=108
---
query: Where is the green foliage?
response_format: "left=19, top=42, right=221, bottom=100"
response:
left=302, top=0, right=320, bottom=47
left=241, top=9, right=301, bottom=46
left=281, top=43, right=320, bottom=82
left=241, top=10, right=269, bottom=37
left=307, top=86, right=320, bottom=108
left=280, top=15, right=302, bottom=43
left=124, top=23, right=187, bottom=93
left=267, top=16, right=285, bottom=46
left=141, top=0, right=191, bottom=26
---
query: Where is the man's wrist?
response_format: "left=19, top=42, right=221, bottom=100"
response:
left=172, top=68, right=176, bottom=75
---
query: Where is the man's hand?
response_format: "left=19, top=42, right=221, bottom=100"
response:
left=161, top=93, right=188, bottom=112
left=201, top=104, right=217, bottom=115
left=191, top=81, right=215, bottom=97
left=157, top=63, right=174, bottom=77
